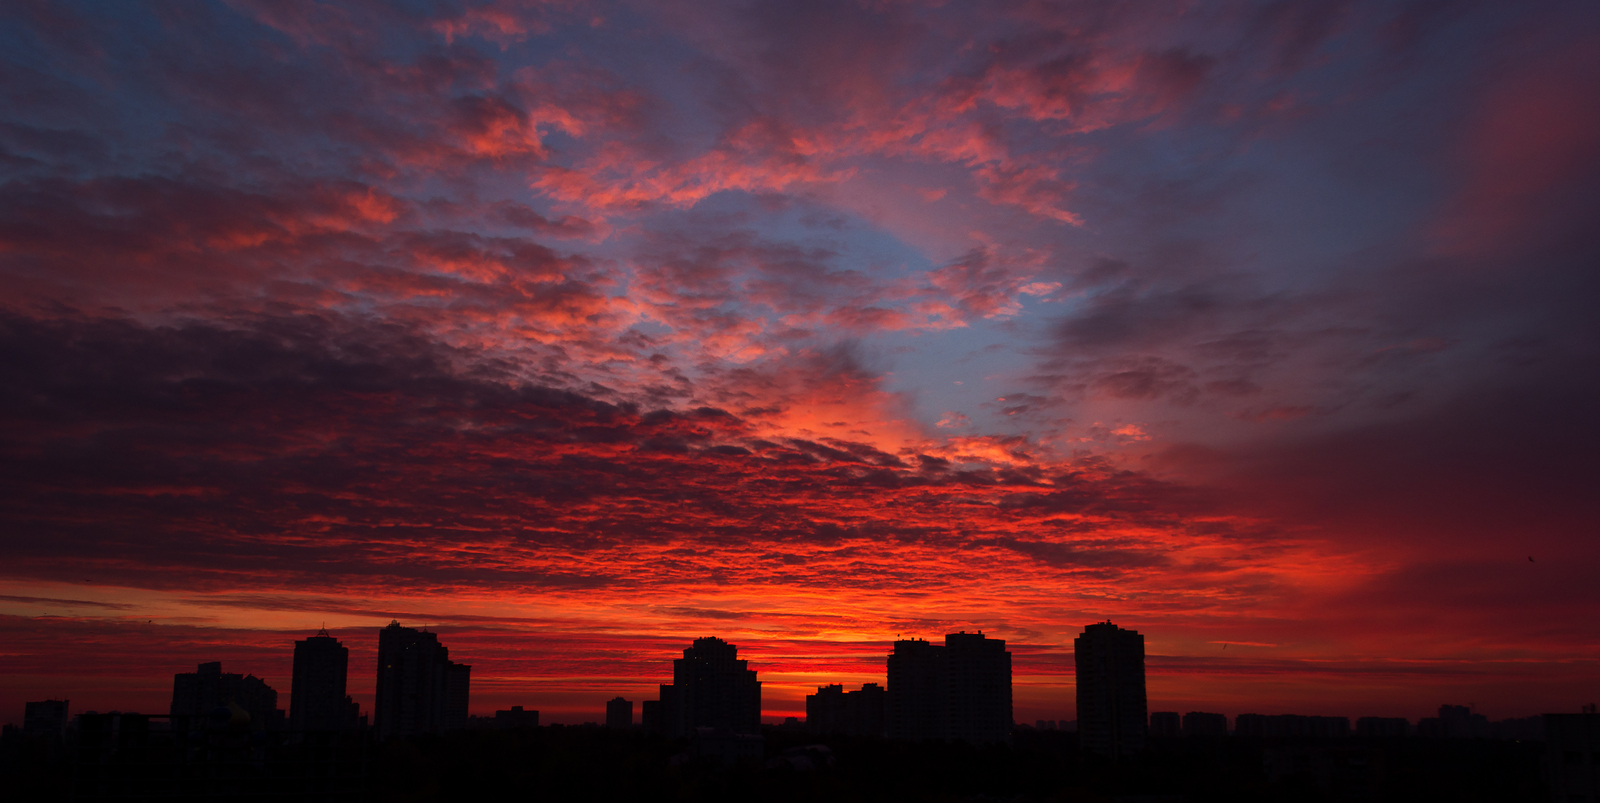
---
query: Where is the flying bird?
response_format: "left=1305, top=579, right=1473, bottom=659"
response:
left=1529, top=555, right=1535, bottom=562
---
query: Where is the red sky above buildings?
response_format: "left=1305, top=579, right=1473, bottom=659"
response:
left=2, top=0, right=1597, bottom=725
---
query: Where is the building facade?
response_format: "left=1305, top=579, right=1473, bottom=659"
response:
left=652, top=637, right=761, bottom=736
left=373, top=621, right=470, bottom=739
left=1235, top=713, right=1350, bottom=738
left=170, top=662, right=284, bottom=730
left=1074, top=621, right=1147, bottom=759
left=886, top=632, right=1011, bottom=744
left=494, top=706, right=539, bottom=728
left=945, top=632, right=1012, bottom=744
left=23, top=699, right=69, bottom=739
left=1417, top=704, right=1490, bottom=738
left=607, top=697, right=633, bottom=728
left=888, top=638, right=945, bottom=741
left=805, top=683, right=885, bottom=737
left=1183, top=711, right=1229, bottom=737
left=290, top=628, right=359, bottom=731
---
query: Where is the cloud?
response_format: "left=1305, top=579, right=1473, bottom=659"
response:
left=0, top=595, right=136, bottom=611
left=0, top=310, right=1253, bottom=600
left=4, top=0, right=1598, bottom=722
left=1429, top=22, right=1600, bottom=256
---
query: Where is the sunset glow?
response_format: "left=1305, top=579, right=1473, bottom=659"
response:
left=2, top=0, right=1597, bottom=727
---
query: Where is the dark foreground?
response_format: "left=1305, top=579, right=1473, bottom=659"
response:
left=2, top=724, right=1549, bottom=802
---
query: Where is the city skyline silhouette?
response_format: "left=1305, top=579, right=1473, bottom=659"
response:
left=2, top=4, right=1597, bottom=799
left=7, top=623, right=1596, bottom=800
left=8, top=622, right=1580, bottom=731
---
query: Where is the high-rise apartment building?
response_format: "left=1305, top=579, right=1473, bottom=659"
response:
left=887, top=638, right=944, bottom=740
left=290, top=628, right=359, bottom=731
left=852, top=682, right=886, bottom=738
left=444, top=662, right=471, bottom=732
left=887, top=632, right=1012, bottom=744
left=494, top=705, right=539, bottom=728
left=653, top=637, right=761, bottom=736
left=1183, top=711, right=1229, bottom=737
left=946, top=632, right=1012, bottom=744
left=805, top=682, right=885, bottom=737
left=808, top=684, right=848, bottom=733
left=1418, top=704, right=1490, bottom=738
left=640, top=700, right=659, bottom=732
left=23, top=700, right=69, bottom=739
left=642, top=683, right=680, bottom=734
left=171, top=662, right=284, bottom=730
left=1074, top=621, right=1146, bottom=759
left=606, top=696, right=633, bottom=728
left=374, top=621, right=471, bottom=739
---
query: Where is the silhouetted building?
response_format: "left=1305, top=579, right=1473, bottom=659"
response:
left=1150, top=711, right=1181, bottom=738
left=1545, top=710, right=1600, bottom=802
left=887, top=632, right=1011, bottom=744
left=494, top=706, right=539, bottom=728
left=1417, top=704, right=1489, bottom=739
left=946, top=632, right=1011, bottom=744
left=888, top=638, right=943, bottom=740
left=1490, top=714, right=1544, bottom=741
left=852, top=682, right=885, bottom=737
left=74, top=712, right=154, bottom=767
left=1356, top=716, right=1410, bottom=738
left=444, top=662, right=470, bottom=731
left=290, top=628, right=360, bottom=731
left=1235, top=713, right=1350, bottom=738
left=808, top=684, right=848, bottom=734
left=656, top=637, right=760, bottom=737
left=1075, top=621, right=1146, bottom=759
left=170, top=662, right=284, bottom=731
left=806, top=683, right=885, bottom=737
left=23, top=700, right=69, bottom=739
left=607, top=697, right=633, bottom=728
left=1183, top=711, right=1228, bottom=737
left=643, top=683, right=681, bottom=735
left=373, top=621, right=471, bottom=738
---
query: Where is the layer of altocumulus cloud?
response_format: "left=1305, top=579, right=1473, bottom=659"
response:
left=2, top=310, right=1595, bottom=723
left=0, top=310, right=1265, bottom=595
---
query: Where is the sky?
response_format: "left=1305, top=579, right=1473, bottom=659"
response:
left=2, top=0, right=1598, bottom=726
